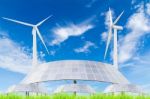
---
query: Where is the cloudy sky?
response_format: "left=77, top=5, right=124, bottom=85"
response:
left=0, top=0, right=150, bottom=93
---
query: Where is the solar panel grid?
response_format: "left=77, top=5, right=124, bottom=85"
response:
left=104, top=84, right=143, bottom=93
left=22, top=60, right=129, bottom=84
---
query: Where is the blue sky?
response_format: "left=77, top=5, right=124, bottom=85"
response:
left=0, top=0, right=150, bottom=93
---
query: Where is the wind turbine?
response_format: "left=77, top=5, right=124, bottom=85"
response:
left=3, top=16, right=52, bottom=67
left=104, top=8, right=124, bottom=69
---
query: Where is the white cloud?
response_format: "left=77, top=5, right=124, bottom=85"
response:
left=0, top=37, right=32, bottom=74
left=101, top=32, right=108, bottom=42
left=49, top=50, right=56, bottom=56
left=146, top=3, right=150, bottom=15
left=119, top=4, right=150, bottom=64
left=101, top=9, right=115, bottom=43
left=131, top=0, right=137, bottom=5
left=39, top=51, right=46, bottom=58
left=74, top=41, right=97, bottom=53
left=50, top=23, right=94, bottom=45
left=142, top=84, right=150, bottom=93
left=0, top=30, right=9, bottom=38
left=121, top=51, right=150, bottom=92
left=85, top=0, right=97, bottom=8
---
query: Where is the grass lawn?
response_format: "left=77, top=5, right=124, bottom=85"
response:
left=0, top=93, right=150, bottom=99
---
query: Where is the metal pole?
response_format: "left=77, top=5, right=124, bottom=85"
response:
left=25, top=91, right=29, bottom=96
left=113, top=29, right=118, bottom=69
left=32, top=28, right=38, bottom=67
left=73, top=80, right=77, bottom=95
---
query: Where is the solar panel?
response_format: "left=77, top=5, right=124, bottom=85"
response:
left=7, top=83, right=48, bottom=94
left=54, top=84, right=96, bottom=94
left=22, top=60, right=129, bottom=84
left=104, top=84, right=143, bottom=93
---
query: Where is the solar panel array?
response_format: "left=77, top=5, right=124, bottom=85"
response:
left=7, top=83, right=47, bottom=93
left=104, top=84, right=143, bottom=93
left=22, top=60, right=129, bottom=84
left=54, top=84, right=96, bottom=94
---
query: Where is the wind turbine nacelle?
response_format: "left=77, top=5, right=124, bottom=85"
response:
left=113, top=25, right=123, bottom=30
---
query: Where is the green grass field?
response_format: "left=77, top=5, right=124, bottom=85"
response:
left=0, top=93, right=150, bottom=99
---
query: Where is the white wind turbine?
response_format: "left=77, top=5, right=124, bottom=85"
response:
left=104, top=8, right=124, bottom=69
left=3, top=16, right=52, bottom=67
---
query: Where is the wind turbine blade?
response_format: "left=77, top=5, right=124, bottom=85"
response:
left=113, top=11, right=124, bottom=24
left=35, top=27, right=49, bottom=54
left=36, top=15, right=52, bottom=26
left=2, top=17, right=34, bottom=27
left=109, top=8, right=113, bottom=25
left=104, top=28, right=112, bottom=59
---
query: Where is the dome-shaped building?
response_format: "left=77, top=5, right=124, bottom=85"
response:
left=54, top=84, right=96, bottom=94
left=104, top=84, right=143, bottom=94
left=7, top=83, right=48, bottom=95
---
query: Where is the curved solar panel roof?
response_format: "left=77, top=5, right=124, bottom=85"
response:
left=104, top=84, right=143, bottom=93
left=54, top=84, right=96, bottom=94
left=22, top=60, right=129, bottom=84
left=7, top=83, right=47, bottom=93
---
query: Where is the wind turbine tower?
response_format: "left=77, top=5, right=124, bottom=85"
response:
left=104, top=8, right=124, bottom=69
